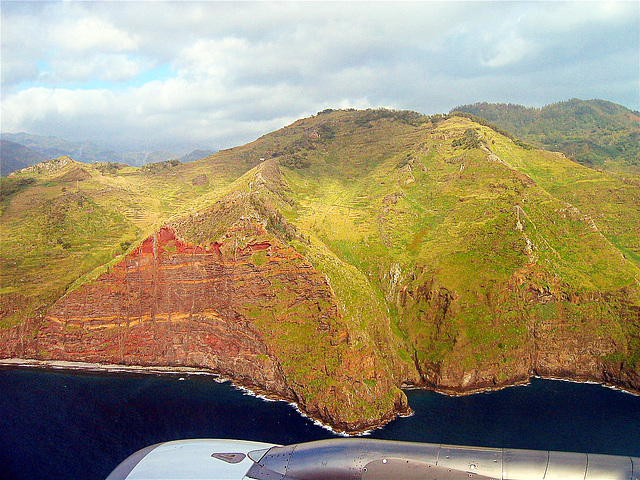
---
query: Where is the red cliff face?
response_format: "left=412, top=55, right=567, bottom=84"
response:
left=35, top=222, right=340, bottom=402
left=29, top=216, right=409, bottom=432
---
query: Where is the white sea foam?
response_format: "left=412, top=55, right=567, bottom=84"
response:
left=405, top=375, right=640, bottom=398
left=0, top=358, right=222, bottom=379
left=288, top=401, right=351, bottom=437
left=226, top=381, right=353, bottom=435
left=231, top=383, right=277, bottom=402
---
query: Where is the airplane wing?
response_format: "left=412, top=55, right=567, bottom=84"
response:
left=107, top=438, right=639, bottom=480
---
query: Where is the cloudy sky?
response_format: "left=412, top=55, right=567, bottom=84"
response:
left=2, top=1, right=638, bottom=153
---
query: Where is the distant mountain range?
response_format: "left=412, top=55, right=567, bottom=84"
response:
left=0, top=132, right=216, bottom=176
left=452, top=99, right=639, bottom=174
left=1, top=105, right=637, bottom=433
left=0, top=140, right=47, bottom=176
left=174, top=149, right=218, bottom=163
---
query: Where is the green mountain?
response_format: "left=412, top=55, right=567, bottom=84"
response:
left=2, top=132, right=125, bottom=164
left=451, top=99, right=640, bottom=174
left=1, top=109, right=638, bottom=432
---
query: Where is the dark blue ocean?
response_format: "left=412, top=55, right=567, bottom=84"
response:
left=0, top=368, right=638, bottom=480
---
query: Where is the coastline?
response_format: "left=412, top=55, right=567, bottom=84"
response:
left=403, top=375, right=640, bottom=398
left=0, top=357, right=353, bottom=435
left=2, top=357, right=638, bottom=437
left=0, top=358, right=224, bottom=378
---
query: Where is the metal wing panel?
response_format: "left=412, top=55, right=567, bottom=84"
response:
left=246, top=445, right=296, bottom=480
left=283, top=439, right=370, bottom=480
left=362, top=458, right=497, bottom=480
left=108, top=438, right=640, bottom=480
left=544, top=451, right=587, bottom=480
left=585, top=454, right=634, bottom=480
left=283, top=438, right=442, bottom=480
left=106, top=443, right=162, bottom=480
left=122, top=439, right=276, bottom=480
left=437, top=445, right=502, bottom=479
left=502, top=448, right=549, bottom=480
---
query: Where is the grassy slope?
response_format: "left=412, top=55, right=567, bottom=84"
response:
left=485, top=123, right=640, bottom=268
left=169, top=158, right=409, bottom=428
left=275, top=112, right=638, bottom=383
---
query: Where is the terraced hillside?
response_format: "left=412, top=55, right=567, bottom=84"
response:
left=1, top=109, right=638, bottom=432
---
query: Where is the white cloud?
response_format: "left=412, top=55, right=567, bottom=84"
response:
left=1, top=1, right=638, bottom=153
left=1, top=9, right=48, bottom=89
left=55, top=17, right=140, bottom=53
left=524, top=1, right=636, bottom=33
left=0, top=76, right=315, bottom=151
left=1, top=6, right=143, bottom=91
left=178, top=37, right=251, bottom=80
left=482, top=33, right=537, bottom=68
left=2, top=88, right=114, bottom=126
left=41, top=54, right=146, bottom=84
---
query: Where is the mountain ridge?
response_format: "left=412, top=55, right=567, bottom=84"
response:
left=0, top=140, right=47, bottom=176
left=1, top=132, right=217, bottom=174
left=1, top=108, right=637, bottom=432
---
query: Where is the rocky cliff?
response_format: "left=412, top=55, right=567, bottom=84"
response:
left=395, top=272, right=639, bottom=395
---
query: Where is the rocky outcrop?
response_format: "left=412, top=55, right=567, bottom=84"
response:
left=16, top=156, right=75, bottom=175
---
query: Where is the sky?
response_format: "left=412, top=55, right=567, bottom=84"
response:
left=1, top=1, right=638, bottom=153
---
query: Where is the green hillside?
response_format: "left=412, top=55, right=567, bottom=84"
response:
left=452, top=99, right=640, bottom=175
left=274, top=111, right=638, bottom=387
left=1, top=109, right=638, bottom=431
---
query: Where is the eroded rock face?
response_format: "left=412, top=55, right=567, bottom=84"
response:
left=398, top=274, right=640, bottom=395
left=15, top=220, right=409, bottom=433
left=31, top=222, right=341, bottom=399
